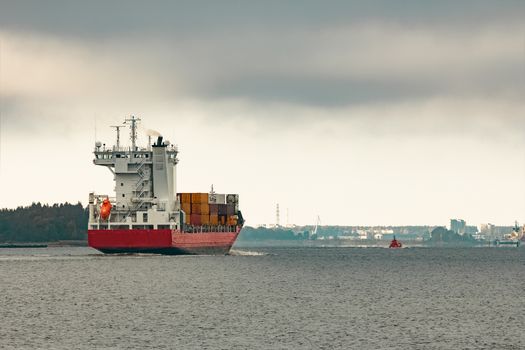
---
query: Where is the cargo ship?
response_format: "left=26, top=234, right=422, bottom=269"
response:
left=87, top=116, right=244, bottom=255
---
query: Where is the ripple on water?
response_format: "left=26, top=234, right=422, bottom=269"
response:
left=0, top=246, right=523, bottom=349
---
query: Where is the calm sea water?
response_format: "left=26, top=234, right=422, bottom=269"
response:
left=0, top=246, right=523, bottom=349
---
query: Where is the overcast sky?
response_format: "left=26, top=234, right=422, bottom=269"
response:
left=1, top=1, right=524, bottom=226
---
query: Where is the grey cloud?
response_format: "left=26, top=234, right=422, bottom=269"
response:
left=201, top=75, right=441, bottom=107
left=1, top=0, right=524, bottom=128
left=1, top=0, right=524, bottom=39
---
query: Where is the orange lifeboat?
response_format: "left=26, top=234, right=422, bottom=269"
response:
left=100, top=198, right=112, bottom=220
left=389, top=235, right=402, bottom=248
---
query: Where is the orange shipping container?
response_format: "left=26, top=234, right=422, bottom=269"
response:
left=191, top=193, right=208, bottom=204
left=191, top=203, right=201, bottom=214
left=228, top=216, right=238, bottom=226
left=191, top=203, right=210, bottom=215
left=182, top=203, right=191, bottom=215
left=179, top=193, right=192, bottom=203
left=210, top=214, right=219, bottom=225
left=200, top=203, right=210, bottom=215
left=201, top=215, right=210, bottom=225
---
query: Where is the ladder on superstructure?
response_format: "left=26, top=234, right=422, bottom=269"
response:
left=132, top=157, right=150, bottom=211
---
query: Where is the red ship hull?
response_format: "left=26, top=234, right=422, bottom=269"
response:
left=88, top=228, right=241, bottom=255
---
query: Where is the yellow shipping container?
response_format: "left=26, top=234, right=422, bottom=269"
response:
left=201, top=215, right=210, bottom=225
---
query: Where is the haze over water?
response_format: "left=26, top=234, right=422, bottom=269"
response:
left=1, top=247, right=523, bottom=349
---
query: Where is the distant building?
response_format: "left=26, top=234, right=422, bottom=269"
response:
left=480, top=223, right=495, bottom=238
left=357, top=230, right=369, bottom=240
left=465, top=225, right=478, bottom=234
left=472, top=234, right=486, bottom=241
left=450, top=219, right=466, bottom=235
left=480, top=223, right=516, bottom=240
left=373, top=233, right=383, bottom=240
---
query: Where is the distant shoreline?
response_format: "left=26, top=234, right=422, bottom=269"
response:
left=0, top=243, right=48, bottom=248
left=234, top=239, right=492, bottom=248
left=0, top=240, right=88, bottom=248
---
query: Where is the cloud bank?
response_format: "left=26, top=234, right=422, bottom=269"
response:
left=1, top=1, right=524, bottom=225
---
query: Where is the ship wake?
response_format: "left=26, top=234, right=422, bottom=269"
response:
left=229, top=249, right=268, bottom=256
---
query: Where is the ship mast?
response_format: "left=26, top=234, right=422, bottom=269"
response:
left=124, top=115, right=141, bottom=151
left=110, top=125, right=124, bottom=149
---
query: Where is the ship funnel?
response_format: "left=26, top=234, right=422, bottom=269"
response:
left=156, top=136, right=163, bottom=146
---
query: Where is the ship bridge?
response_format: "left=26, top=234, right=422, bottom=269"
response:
left=89, top=116, right=181, bottom=230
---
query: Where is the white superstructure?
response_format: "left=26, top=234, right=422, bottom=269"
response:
left=88, top=116, right=182, bottom=230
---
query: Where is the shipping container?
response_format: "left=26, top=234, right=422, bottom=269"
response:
left=209, top=203, right=218, bottom=214
left=191, top=193, right=208, bottom=204
left=178, top=193, right=192, bottom=203
left=190, top=214, right=201, bottom=226
left=210, top=214, right=219, bottom=225
left=181, top=203, right=191, bottom=215
left=209, top=193, right=226, bottom=204
left=191, top=203, right=200, bottom=214
left=218, top=204, right=227, bottom=216
left=192, top=203, right=210, bottom=215
left=226, top=203, right=235, bottom=216
left=226, top=194, right=239, bottom=204
left=200, top=203, right=210, bottom=215
left=228, top=216, right=238, bottom=226
left=219, top=215, right=227, bottom=225
left=201, top=215, right=210, bottom=225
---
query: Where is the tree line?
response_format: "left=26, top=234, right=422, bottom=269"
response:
left=0, top=202, right=88, bottom=242
left=426, top=227, right=477, bottom=245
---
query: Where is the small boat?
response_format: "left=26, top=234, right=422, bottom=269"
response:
left=389, top=236, right=402, bottom=248
left=494, top=239, right=520, bottom=247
